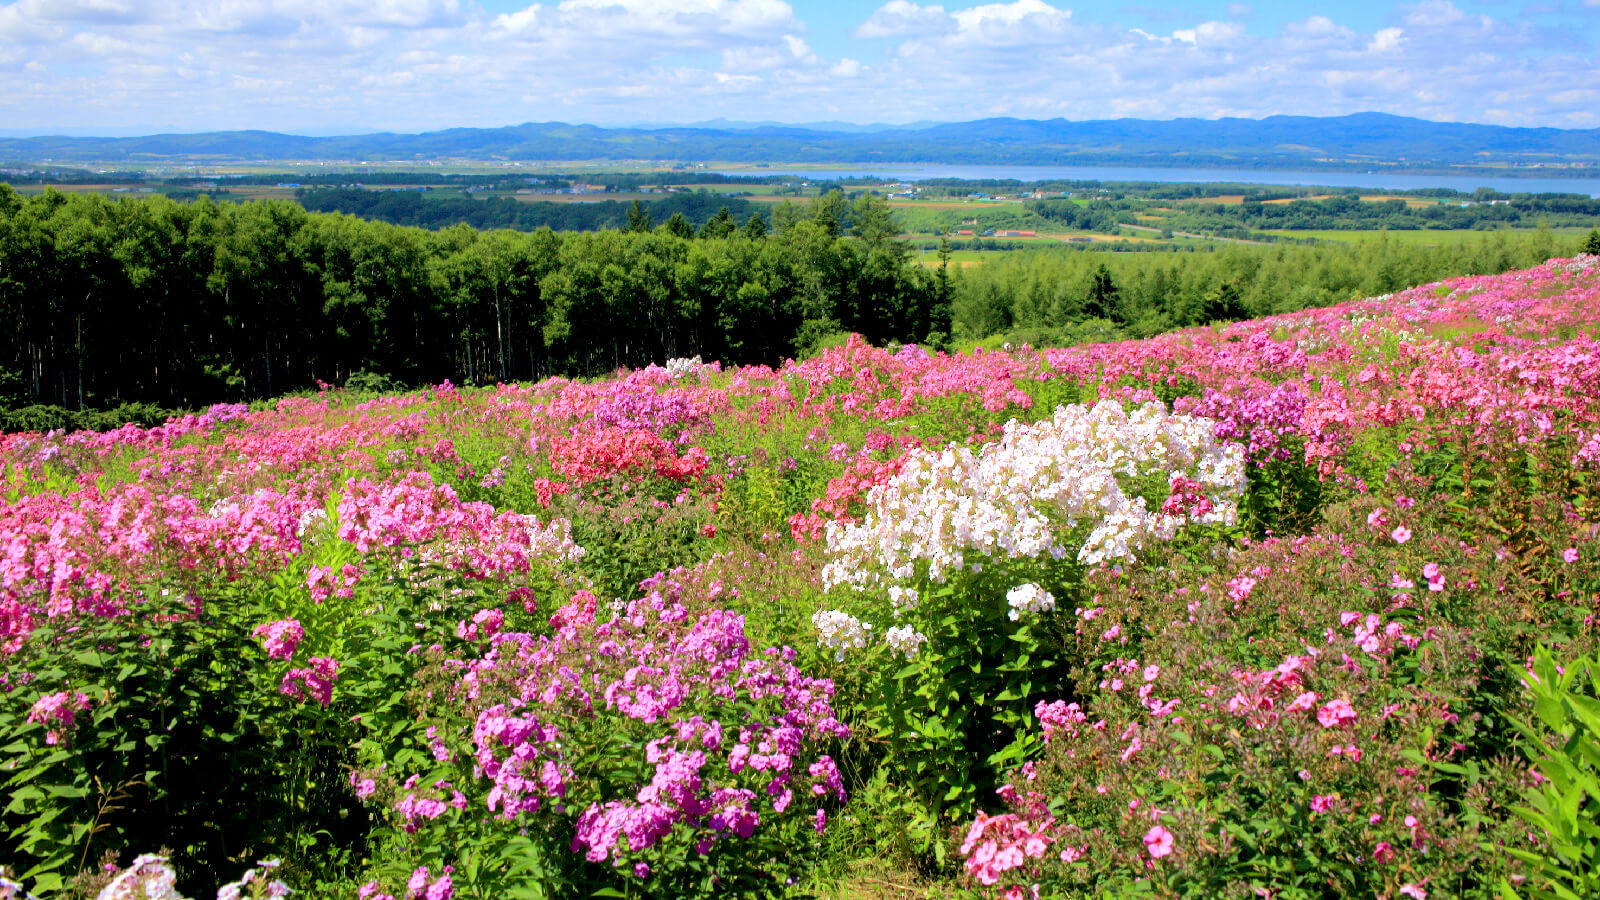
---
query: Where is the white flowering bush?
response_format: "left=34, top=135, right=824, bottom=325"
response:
left=817, top=400, right=1244, bottom=650
left=809, top=401, right=1245, bottom=844
left=821, top=399, right=1244, bottom=598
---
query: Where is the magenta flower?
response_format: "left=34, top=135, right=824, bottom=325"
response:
left=1143, top=825, right=1175, bottom=859
left=1563, top=547, right=1580, bottom=563
left=252, top=619, right=305, bottom=661
left=280, top=656, right=340, bottom=706
left=1391, top=525, right=1412, bottom=544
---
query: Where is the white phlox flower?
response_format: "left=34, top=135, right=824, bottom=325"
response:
left=884, top=625, right=929, bottom=658
left=887, top=585, right=920, bottom=616
left=812, top=609, right=872, bottom=660
left=1006, top=583, right=1056, bottom=620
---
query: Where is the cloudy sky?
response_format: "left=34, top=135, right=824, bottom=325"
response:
left=1, top=0, right=1597, bottom=135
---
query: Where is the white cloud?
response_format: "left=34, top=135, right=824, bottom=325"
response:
left=853, top=0, right=950, bottom=39
left=1401, top=0, right=1469, bottom=27
left=947, top=0, right=1071, bottom=46
left=1173, top=20, right=1246, bottom=47
left=493, top=0, right=797, bottom=44
left=1368, top=26, right=1404, bottom=51
left=0, top=0, right=1593, bottom=134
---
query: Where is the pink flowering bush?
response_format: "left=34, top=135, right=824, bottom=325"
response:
left=958, top=437, right=1599, bottom=896
left=350, top=573, right=848, bottom=898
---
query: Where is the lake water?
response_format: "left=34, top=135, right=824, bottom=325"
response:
left=715, top=164, right=1600, bottom=197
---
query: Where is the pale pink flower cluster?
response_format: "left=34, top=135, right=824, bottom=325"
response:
left=91, top=854, right=292, bottom=900
left=215, top=859, right=291, bottom=900
left=1422, top=562, right=1446, bottom=592
left=95, top=854, right=183, bottom=900
left=1006, top=583, right=1056, bottom=621
left=884, top=624, right=929, bottom=658
left=1334, top=611, right=1420, bottom=656
left=1317, top=698, right=1358, bottom=729
left=394, top=777, right=467, bottom=833
left=960, top=809, right=1054, bottom=886
left=26, top=690, right=90, bottom=746
left=1034, top=700, right=1087, bottom=744
left=811, top=609, right=872, bottom=660
left=305, top=563, right=361, bottom=603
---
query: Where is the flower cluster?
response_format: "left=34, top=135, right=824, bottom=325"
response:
left=280, top=657, right=340, bottom=707
left=960, top=808, right=1055, bottom=888
left=26, top=690, right=90, bottom=746
left=811, top=609, right=872, bottom=660
left=822, top=400, right=1245, bottom=595
left=369, top=574, right=849, bottom=886
left=252, top=619, right=305, bottom=661
left=1005, top=583, right=1056, bottom=621
left=884, top=625, right=929, bottom=659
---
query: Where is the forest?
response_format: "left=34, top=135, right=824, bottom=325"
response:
left=295, top=187, right=766, bottom=234
left=1, top=184, right=1593, bottom=431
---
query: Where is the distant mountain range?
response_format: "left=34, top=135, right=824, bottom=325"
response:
left=4, top=113, right=1599, bottom=174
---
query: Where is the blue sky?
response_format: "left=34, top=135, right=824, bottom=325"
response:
left=1, top=0, right=1596, bottom=135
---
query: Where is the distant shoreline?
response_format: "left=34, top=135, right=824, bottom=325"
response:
left=709, top=164, right=1600, bottom=198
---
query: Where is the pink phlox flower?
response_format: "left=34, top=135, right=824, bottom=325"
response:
left=252, top=618, right=305, bottom=660
left=1317, top=698, right=1357, bottom=728
left=1286, top=691, right=1319, bottom=714
left=1143, top=825, right=1175, bottom=859
left=27, top=690, right=91, bottom=745
left=280, top=656, right=340, bottom=706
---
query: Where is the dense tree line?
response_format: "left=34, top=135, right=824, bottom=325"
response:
left=0, top=186, right=941, bottom=413
left=3, top=183, right=1591, bottom=423
left=295, top=188, right=764, bottom=234
left=1169, top=194, right=1600, bottom=233
left=1023, top=198, right=1123, bottom=233
left=946, top=228, right=1583, bottom=344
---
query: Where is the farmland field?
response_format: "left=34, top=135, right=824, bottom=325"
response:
left=3, top=253, right=1600, bottom=899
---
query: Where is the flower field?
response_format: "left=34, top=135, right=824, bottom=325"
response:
left=3, top=254, right=1600, bottom=899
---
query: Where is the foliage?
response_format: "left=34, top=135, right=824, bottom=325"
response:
left=1504, top=646, right=1600, bottom=900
